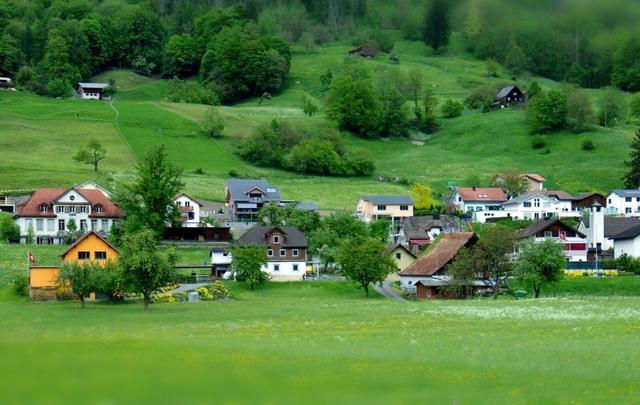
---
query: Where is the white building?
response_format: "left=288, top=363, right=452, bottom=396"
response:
left=612, top=225, right=640, bottom=258
left=606, top=190, right=640, bottom=217
left=78, top=82, right=111, bottom=100
left=520, top=219, right=588, bottom=262
left=211, top=246, right=233, bottom=273
left=451, top=186, right=508, bottom=214
left=578, top=203, right=640, bottom=252
left=473, top=192, right=584, bottom=223
left=173, top=193, right=201, bottom=227
left=14, top=186, right=124, bottom=244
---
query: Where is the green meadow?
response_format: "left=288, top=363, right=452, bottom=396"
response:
left=1, top=38, right=636, bottom=208
left=0, top=281, right=638, bottom=403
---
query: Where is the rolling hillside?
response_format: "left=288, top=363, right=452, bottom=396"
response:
left=0, top=39, right=635, bottom=209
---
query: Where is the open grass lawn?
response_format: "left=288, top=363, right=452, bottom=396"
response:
left=0, top=281, right=638, bottom=403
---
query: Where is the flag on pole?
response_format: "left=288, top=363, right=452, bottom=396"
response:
left=28, top=251, right=35, bottom=264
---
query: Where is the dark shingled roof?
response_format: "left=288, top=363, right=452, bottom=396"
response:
left=236, top=226, right=307, bottom=247
left=401, top=215, right=461, bottom=240
left=610, top=189, right=640, bottom=198
left=495, top=85, right=522, bottom=99
left=400, top=233, right=478, bottom=276
left=225, top=179, right=281, bottom=202
left=520, top=219, right=585, bottom=239
left=610, top=224, right=640, bottom=240
left=359, top=195, right=413, bottom=205
left=582, top=216, right=640, bottom=238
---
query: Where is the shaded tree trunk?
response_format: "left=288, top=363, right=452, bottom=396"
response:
left=143, top=294, right=150, bottom=311
left=533, top=286, right=541, bottom=298
left=363, top=282, right=369, bottom=297
left=80, top=295, right=85, bottom=308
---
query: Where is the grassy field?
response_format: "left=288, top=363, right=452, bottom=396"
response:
left=0, top=281, right=638, bottom=403
left=0, top=38, right=636, bottom=208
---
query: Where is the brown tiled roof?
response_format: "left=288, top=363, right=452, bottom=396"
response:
left=15, top=188, right=124, bottom=218
left=400, top=232, right=478, bottom=276
left=524, top=173, right=546, bottom=182
left=456, top=187, right=507, bottom=203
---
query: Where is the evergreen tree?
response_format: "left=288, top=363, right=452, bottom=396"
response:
left=623, top=128, right=640, bottom=189
left=504, top=40, right=528, bottom=76
left=422, top=0, right=450, bottom=52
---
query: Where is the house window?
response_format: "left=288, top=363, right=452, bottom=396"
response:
left=273, top=235, right=280, bottom=244
left=101, top=219, right=109, bottom=231
left=78, top=251, right=90, bottom=260
left=80, top=219, right=87, bottom=231
left=626, top=207, right=632, bottom=213
left=267, top=249, right=273, bottom=257
left=292, top=249, right=299, bottom=257
left=625, top=197, right=632, bottom=202
left=56, top=206, right=64, bottom=213
left=533, top=198, right=540, bottom=208
left=293, top=264, right=299, bottom=271
left=396, top=252, right=401, bottom=260
left=47, top=219, right=55, bottom=232
left=377, top=205, right=387, bottom=211
left=185, top=201, right=190, bottom=207
left=39, top=204, right=48, bottom=213
left=544, top=231, right=552, bottom=237
left=523, top=202, right=532, bottom=208
left=78, top=206, right=87, bottom=213
left=188, top=212, right=194, bottom=220
left=91, top=219, right=97, bottom=230
left=95, top=204, right=103, bottom=213
left=94, top=251, right=107, bottom=260
left=66, top=206, right=75, bottom=214
left=273, top=264, right=280, bottom=271
left=279, top=249, right=286, bottom=256
left=58, top=219, right=65, bottom=231
left=36, top=219, right=43, bottom=231
left=400, top=205, right=408, bottom=211
left=608, top=198, right=612, bottom=204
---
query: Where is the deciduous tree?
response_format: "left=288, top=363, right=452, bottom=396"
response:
left=514, top=238, right=565, bottom=298
left=336, top=235, right=396, bottom=297
left=73, top=139, right=107, bottom=172
left=231, top=245, right=269, bottom=290
left=58, top=262, right=98, bottom=308
left=526, top=89, right=567, bottom=133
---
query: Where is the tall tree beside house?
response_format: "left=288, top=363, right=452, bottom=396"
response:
left=116, top=145, right=184, bottom=238
left=422, top=0, right=451, bottom=52
left=336, top=235, right=396, bottom=297
left=446, top=246, right=483, bottom=297
left=119, top=229, right=177, bottom=311
left=230, top=245, right=269, bottom=290
left=476, top=225, right=517, bottom=298
left=73, top=139, right=107, bottom=172
left=411, top=182, right=439, bottom=210
left=623, top=128, right=640, bottom=189
left=514, top=238, right=565, bottom=298
left=491, top=173, right=525, bottom=198
left=369, top=218, right=391, bottom=243
left=58, top=262, right=99, bottom=308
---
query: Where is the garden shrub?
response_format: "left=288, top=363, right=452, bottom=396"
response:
left=531, top=137, right=546, bottom=149
left=441, top=99, right=464, bottom=118
left=582, top=139, right=595, bottom=151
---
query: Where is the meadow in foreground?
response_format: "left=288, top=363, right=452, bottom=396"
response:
left=0, top=281, right=638, bottom=404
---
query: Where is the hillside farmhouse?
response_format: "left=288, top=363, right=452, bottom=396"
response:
left=78, top=82, right=111, bottom=100
left=494, top=85, right=526, bottom=108
left=225, top=179, right=282, bottom=222
left=348, top=43, right=377, bottom=58
left=173, top=193, right=202, bottom=227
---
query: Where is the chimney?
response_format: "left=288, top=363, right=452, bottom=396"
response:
left=472, top=185, right=477, bottom=191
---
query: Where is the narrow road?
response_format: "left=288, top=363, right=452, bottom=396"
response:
left=373, top=281, right=406, bottom=301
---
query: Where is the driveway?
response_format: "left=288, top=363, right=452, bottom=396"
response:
left=373, top=281, right=405, bottom=301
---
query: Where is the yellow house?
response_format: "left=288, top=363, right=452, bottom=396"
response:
left=385, top=243, right=417, bottom=282
left=29, top=231, right=119, bottom=300
left=356, top=195, right=414, bottom=223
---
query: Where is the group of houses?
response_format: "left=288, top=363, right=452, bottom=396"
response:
left=8, top=172, right=640, bottom=301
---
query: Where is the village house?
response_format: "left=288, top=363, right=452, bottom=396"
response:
left=611, top=225, right=640, bottom=258
left=29, top=231, right=119, bottom=300
left=225, top=179, right=282, bottom=222
left=501, top=192, right=574, bottom=220
left=235, top=226, right=308, bottom=281
left=173, top=193, right=202, bottom=227
left=578, top=202, right=640, bottom=256
left=493, top=173, right=546, bottom=192
left=543, top=190, right=606, bottom=211
left=519, top=219, right=588, bottom=262
left=399, top=232, right=489, bottom=299
left=78, top=82, right=111, bottom=100
left=451, top=186, right=508, bottom=215
left=386, top=243, right=417, bottom=273
left=348, top=43, right=377, bottom=58
left=394, top=215, right=462, bottom=252
left=211, top=246, right=233, bottom=275
left=355, top=195, right=414, bottom=224
left=13, top=186, right=124, bottom=244
left=493, top=85, right=526, bottom=108
left=606, top=190, right=640, bottom=216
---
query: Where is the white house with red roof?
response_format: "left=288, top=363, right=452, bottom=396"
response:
left=451, top=186, right=508, bottom=214
left=13, top=185, right=124, bottom=244
left=173, top=193, right=202, bottom=227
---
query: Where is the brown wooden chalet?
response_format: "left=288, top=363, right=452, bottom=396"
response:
left=348, top=43, right=377, bottom=58
left=494, top=85, right=526, bottom=108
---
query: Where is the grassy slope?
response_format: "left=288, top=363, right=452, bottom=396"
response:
left=0, top=281, right=638, bottom=403
left=0, top=37, right=635, bottom=207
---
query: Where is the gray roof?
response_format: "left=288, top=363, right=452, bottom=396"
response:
left=295, top=202, right=318, bottom=211
left=236, top=226, right=307, bottom=247
left=611, top=224, right=640, bottom=240
left=503, top=192, right=557, bottom=206
left=225, top=179, right=281, bottom=202
left=78, top=82, right=110, bottom=89
left=581, top=216, right=640, bottom=238
left=401, top=215, right=461, bottom=239
left=609, top=189, right=640, bottom=198
left=359, top=195, right=413, bottom=205
left=496, top=85, right=517, bottom=99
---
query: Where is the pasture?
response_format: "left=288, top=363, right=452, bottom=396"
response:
left=0, top=281, right=638, bottom=403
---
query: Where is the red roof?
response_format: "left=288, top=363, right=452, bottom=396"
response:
left=16, top=188, right=124, bottom=218
left=456, top=187, right=507, bottom=203
left=400, top=233, right=478, bottom=276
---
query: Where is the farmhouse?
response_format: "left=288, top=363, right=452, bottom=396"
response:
left=611, top=225, right=640, bottom=258
left=14, top=186, right=124, bottom=244
left=348, top=43, right=377, bottom=58
left=451, top=186, right=508, bottom=214
left=225, top=179, right=281, bottom=222
left=78, top=82, right=111, bottom=100
left=173, top=193, right=202, bottom=227
left=356, top=195, right=414, bottom=224
left=235, top=226, right=307, bottom=281
left=399, top=232, right=488, bottom=299
left=493, top=85, right=526, bottom=108
left=29, top=231, right=119, bottom=300
left=386, top=243, right=417, bottom=273
left=520, top=219, right=587, bottom=262
left=606, top=190, right=640, bottom=216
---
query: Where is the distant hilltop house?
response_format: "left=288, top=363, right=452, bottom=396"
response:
left=356, top=195, right=414, bottom=224
left=494, top=85, right=526, bottom=108
left=348, top=43, right=377, bottom=58
left=13, top=184, right=124, bottom=244
left=0, top=76, right=12, bottom=88
left=235, top=226, right=308, bottom=281
left=492, top=173, right=546, bottom=192
left=225, top=179, right=282, bottom=222
left=78, top=82, right=111, bottom=100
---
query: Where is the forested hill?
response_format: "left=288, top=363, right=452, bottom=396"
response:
left=2, top=0, right=640, bottom=101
